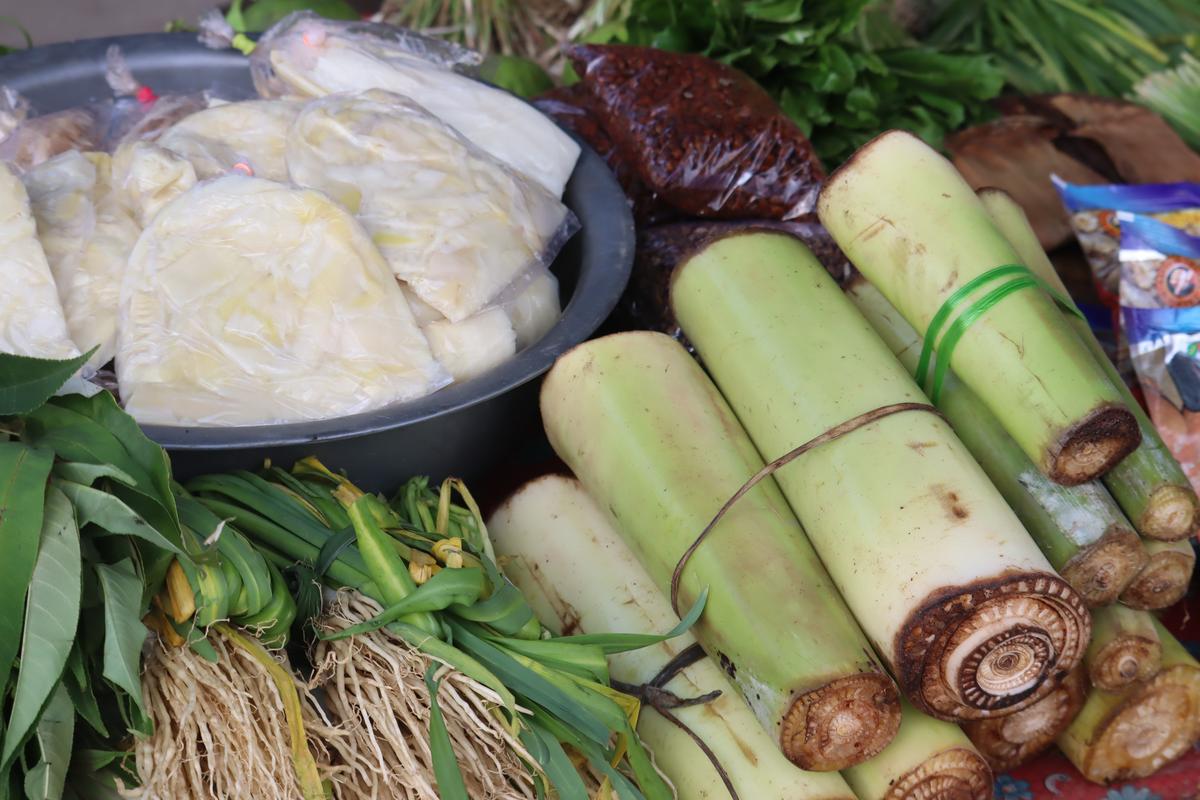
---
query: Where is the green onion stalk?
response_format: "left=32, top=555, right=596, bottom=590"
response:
left=818, top=131, right=1140, bottom=486
left=671, top=231, right=1091, bottom=722
left=846, top=276, right=1147, bottom=608
left=979, top=187, right=1199, bottom=541
left=187, top=464, right=680, bottom=800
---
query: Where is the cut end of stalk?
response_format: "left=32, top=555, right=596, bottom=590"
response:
left=1047, top=405, right=1141, bottom=486
left=1120, top=545, right=1196, bottom=610
left=781, top=672, right=901, bottom=771
left=1071, top=665, right=1200, bottom=783
left=1089, top=635, right=1162, bottom=691
left=1138, top=484, right=1199, bottom=541
left=962, top=667, right=1086, bottom=771
left=883, top=747, right=992, bottom=800
left=1059, top=525, right=1147, bottom=607
left=899, top=573, right=1090, bottom=720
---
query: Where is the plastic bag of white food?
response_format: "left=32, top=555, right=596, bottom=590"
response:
left=156, top=99, right=302, bottom=181
left=253, top=12, right=580, bottom=196
left=110, top=140, right=198, bottom=226
left=286, top=90, right=576, bottom=323
left=0, top=164, right=81, bottom=359
left=22, top=150, right=140, bottom=369
left=118, top=175, right=448, bottom=426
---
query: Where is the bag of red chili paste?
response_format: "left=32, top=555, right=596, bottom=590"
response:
left=564, top=44, right=824, bottom=220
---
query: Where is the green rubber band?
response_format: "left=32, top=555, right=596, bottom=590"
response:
left=914, top=264, right=1086, bottom=402
left=915, top=264, right=1026, bottom=390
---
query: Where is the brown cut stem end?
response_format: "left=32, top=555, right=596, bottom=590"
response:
left=780, top=673, right=901, bottom=771
left=1120, top=549, right=1196, bottom=610
left=1089, top=636, right=1162, bottom=691
left=1139, top=484, right=1199, bottom=541
left=1047, top=405, right=1141, bottom=486
left=962, top=667, right=1086, bottom=771
left=884, top=747, right=992, bottom=800
left=1059, top=526, right=1147, bottom=607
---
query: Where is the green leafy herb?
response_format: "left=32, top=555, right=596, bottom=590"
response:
left=0, top=351, right=92, bottom=417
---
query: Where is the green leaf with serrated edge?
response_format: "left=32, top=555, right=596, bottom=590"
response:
left=94, top=560, right=147, bottom=716
left=2, top=486, right=81, bottom=772
left=0, top=443, right=53, bottom=704
left=0, top=350, right=92, bottom=416
left=424, top=667, right=469, bottom=800
left=23, top=681, right=73, bottom=800
left=55, top=481, right=183, bottom=556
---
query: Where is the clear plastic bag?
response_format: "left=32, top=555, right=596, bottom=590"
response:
left=564, top=44, right=824, bottom=220
left=285, top=89, right=575, bottom=323
left=0, top=103, right=107, bottom=173
left=111, top=140, right=198, bottom=226
left=0, top=164, right=81, bottom=359
left=156, top=99, right=302, bottom=182
left=251, top=12, right=580, bottom=196
left=1119, top=214, right=1200, bottom=487
left=117, top=175, right=448, bottom=426
left=22, top=151, right=140, bottom=368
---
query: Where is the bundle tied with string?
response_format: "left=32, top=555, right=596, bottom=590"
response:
left=670, top=230, right=1092, bottom=722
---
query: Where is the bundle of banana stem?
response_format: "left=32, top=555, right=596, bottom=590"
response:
left=169, top=461, right=683, bottom=800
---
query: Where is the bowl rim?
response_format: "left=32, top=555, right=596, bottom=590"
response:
left=0, top=32, right=635, bottom=450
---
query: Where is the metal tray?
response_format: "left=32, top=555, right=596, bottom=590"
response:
left=0, top=33, right=634, bottom=490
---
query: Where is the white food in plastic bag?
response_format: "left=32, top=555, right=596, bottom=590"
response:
left=118, top=175, right=447, bottom=426
left=23, top=150, right=140, bottom=368
left=112, top=140, right=197, bottom=226
left=0, top=164, right=80, bottom=359
left=286, top=90, right=571, bottom=323
left=400, top=285, right=443, bottom=327
left=423, top=307, right=516, bottom=382
left=157, top=99, right=301, bottom=181
left=254, top=13, right=579, bottom=196
left=502, top=269, right=560, bottom=348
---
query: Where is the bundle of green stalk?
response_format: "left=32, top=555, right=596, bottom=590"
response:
left=656, top=234, right=1091, bottom=721
left=541, top=332, right=902, bottom=770
left=490, top=475, right=993, bottom=800
left=818, top=131, right=1142, bottom=487
left=177, top=459, right=687, bottom=800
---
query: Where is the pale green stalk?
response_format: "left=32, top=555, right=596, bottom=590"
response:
left=842, top=698, right=991, bottom=800
left=540, top=332, right=900, bottom=771
left=979, top=186, right=1198, bottom=541
left=671, top=231, right=1091, bottom=722
left=818, top=131, right=1138, bottom=485
left=847, top=277, right=1146, bottom=606
left=490, top=474, right=857, bottom=799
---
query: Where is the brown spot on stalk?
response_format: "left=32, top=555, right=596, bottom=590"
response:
left=718, top=652, right=737, bottom=680
left=908, top=441, right=937, bottom=455
left=1046, top=403, right=1140, bottom=485
left=932, top=485, right=969, bottom=521
left=779, top=673, right=900, bottom=771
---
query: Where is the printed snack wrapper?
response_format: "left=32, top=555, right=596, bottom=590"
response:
left=117, top=175, right=448, bottom=427
left=250, top=11, right=580, bottom=197
left=285, top=89, right=576, bottom=323
left=1120, top=213, right=1200, bottom=488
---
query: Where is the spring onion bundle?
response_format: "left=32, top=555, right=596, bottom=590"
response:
left=961, top=666, right=1086, bottom=771
left=490, top=474, right=857, bottom=800
left=979, top=187, right=1199, bottom=541
left=671, top=231, right=1091, bottom=721
left=540, top=333, right=900, bottom=770
left=847, top=277, right=1146, bottom=607
left=818, top=131, right=1139, bottom=485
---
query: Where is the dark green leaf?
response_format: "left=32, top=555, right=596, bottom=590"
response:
left=321, top=568, right=485, bottom=641
left=518, top=723, right=589, bottom=800
left=55, top=481, right=183, bottom=556
left=424, top=668, right=469, bottom=800
left=62, top=646, right=106, bottom=737
left=0, top=350, right=92, bottom=416
left=554, top=587, right=708, bottom=654
left=240, top=0, right=358, bottom=32
left=479, top=55, right=554, bottom=98
left=94, top=560, right=147, bottom=718
left=0, top=443, right=53, bottom=702
left=2, top=486, right=81, bottom=771
left=51, top=463, right=135, bottom=489
left=22, top=681, right=73, bottom=800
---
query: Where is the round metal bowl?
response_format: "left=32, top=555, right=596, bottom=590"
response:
left=0, top=34, right=634, bottom=490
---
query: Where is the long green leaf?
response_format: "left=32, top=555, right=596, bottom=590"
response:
left=62, top=646, right=106, bottom=737
left=0, top=351, right=91, bottom=416
left=424, top=667, right=470, bottom=800
left=22, top=681, right=74, bottom=800
left=94, top=560, right=148, bottom=718
left=51, top=463, right=135, bottom=489
left=320, top=568, right=485, bottom=641
left=484, top=636, right=610, bottom=684
left=55, top=481, right=183, bottom=556
left=390, top=623, right=516, bottom=713
left=0, top=443, right=53, bottom=703
left=553, top=588, right=708, bottom=654
left=519, top=722, right=590, bottom=800
left=2, top=486, right=82, bottom=771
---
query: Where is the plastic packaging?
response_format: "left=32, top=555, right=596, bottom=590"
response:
left=22, top=150, right=140, bottom=368
left=117, top=175, right=448, bottom=426
left=423, top=307, right=517, bottom=382
left=0, top=104, right=106, bottom=172
left=286, top=89, right=574, bottom=322
left=111, top=140, right=198, bottom=226
left=156, top=99, right=301, bottom=181
left=1119, top=214, right=1200, bottom=488
left=251, top=11, right=580, bottom=196
left=565, top=43, right=824, bottom=220
left=0, top=164, right=81, bottom=359
left=1055, top=177, right=1200, bottom=301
